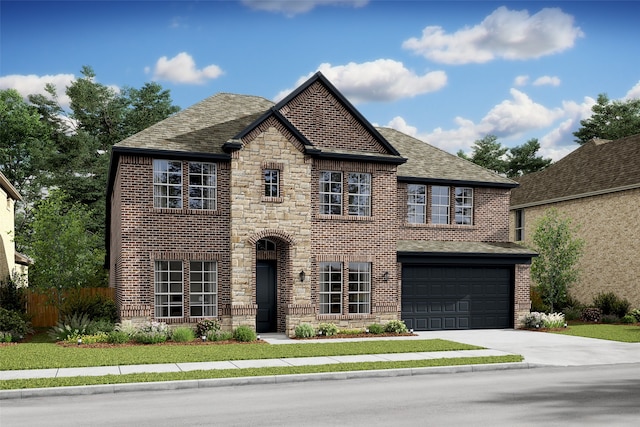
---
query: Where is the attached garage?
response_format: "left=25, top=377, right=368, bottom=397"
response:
left=398, top=241, right=537, bottom=331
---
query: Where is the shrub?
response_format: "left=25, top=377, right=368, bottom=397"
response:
left=530, top=286, right=549, bottom=313
left=317, top=322, right=339, bottom=336
left=107, top=330, right=131, bottom=344
left=233, top=325, right=257, bottom=342
left=171, top=327, right=195, bottom=343
left=601, top=314, right=619, bottom=324
left=68, top=332, right=108, bottom=344
left=61, top=292, right=118, bottom=323
left=630, top=309, right=640, bottom=322
left=48, top=313, right=95, bottom=341
left=367, top=323, right=385, bottom=334
left=0, top=276, right=27, bottom=314
left=520, top=312, right=566, bottom=329
left=384, top=319, right=408, bottom=334
left=294, top=323, right=315, bottom=338
left=0, top=307, right=31, bottom=341
left=581, top=307, right=602, bottom=323
left=133, top=321, right=169, bottom=344
left=339, top=328, right=364, bottom=335
left=620, top=314, right=636, bottom=324
left=562, top=306, right=583, bottom=321
left=592, top=292, right=631, bottom=318
left=207, top=330, right=233, bottom=341
left=0, top=331, right=12, bottom=342
left=195, top=319, right=221, bottom=338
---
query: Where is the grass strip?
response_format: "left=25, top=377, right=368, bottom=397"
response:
left=0, top=339, right=482, bottom=370
left=0, top=355, right=522, bottom=390
left=552, top=324, right=640, bottom=343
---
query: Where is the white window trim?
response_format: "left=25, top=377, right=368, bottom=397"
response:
left=431, top=185, right=450, bottom=224
left=189, top=261, right=218, bottom=318
left=154, top=260, right=183, bottom=318
left=347, top=173, right=371, bottom=217
left=264, top=169, right=280, bottom=198
left=188, top=162, right=217, bottom=210
left=319, top=262, right=342, bottom=314
left=454, top=187, right=473, bottom=225
left=319, top=171, right=343, bottom=215
left=407, top=184, right=426, bottom=224
left=348, top=262, right=371, bottom=314
left=153, top=160, right=182, bottom=209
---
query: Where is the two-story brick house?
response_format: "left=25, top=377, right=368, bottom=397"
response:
left=107, top=72, right=534, bottom=335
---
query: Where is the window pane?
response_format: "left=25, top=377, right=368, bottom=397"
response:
left=319, top=262, right=342, bottom=314
left=348, top=262, right=371, bottom=314
left=188, top=162, right=217, bottom=210
left=319, top=171, right=342, bottom=215
left=188, top=261, right=218, bottom=318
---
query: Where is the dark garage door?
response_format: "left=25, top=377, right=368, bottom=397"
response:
left=402, top=265, right=513, bottom=330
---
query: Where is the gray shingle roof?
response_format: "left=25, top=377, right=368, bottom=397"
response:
left=376, top=127, right=517, bottom=186
left=398, top=240, right=536, bottom=256
left=115, top=93, right=274, bottom=155
left=511, top=134, right=640, bottom=207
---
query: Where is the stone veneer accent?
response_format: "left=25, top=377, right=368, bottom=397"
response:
left=511, top=187, right=640, bottom=308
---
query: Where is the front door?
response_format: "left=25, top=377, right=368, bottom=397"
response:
left=256, top=261, right=277, bottom=333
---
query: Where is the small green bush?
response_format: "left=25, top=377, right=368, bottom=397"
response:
left=601, top=314, right=619, bottom=324
left=294, top=323, right=315, bottom=338
left=581, top=307, right=602, bottom=323
left=562, top=306, right=583, bottom=321
left=0, top=307, right=31, bottom=341
left=68, top=332, right=109, bottom=344
left=107, top=330, right=131, bottom=344
left=338, top=328, right=364, bottom=335
left=0, top=276, right=27, bottom=314
left=367, top=323, right=385, bottom=334
left=0, top=331, right=12, bottom=342
left=530, top=286, right=549, bottom=313
left=620, top=314, right=636, bottom=324
left=195, top=319, right=221, bottom=337
left=207, top=330, right=233, bottom=341
left=171, top=327, right=196, bottom=343
left=317, top=322, right=339, bottom=336
left=133, top=321, right=169, bottom=344
left=384, top=319, right=408, bottom=334
left=592, top=292, right=631, bottom=318
left=630, top=309, right=640, bottom=322
left=61, top=293, right=118, bottom=323
left=48, top=313, right=94, bottom=341
left=233, top=325, right=257, bottom=342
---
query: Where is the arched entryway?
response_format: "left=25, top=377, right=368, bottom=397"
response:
left=256, top=239, right=277, bottom=333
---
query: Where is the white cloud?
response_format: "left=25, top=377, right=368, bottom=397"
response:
left=0, top=73, right=75, bottom=108
left=151, top=52, right=223, bottom=85
left=275, top=59, right=447, bottom=103
left=532, top=76, right=561, bottom=87
left=403, top=6, right=584, bottom=64
left=514, top=75, right=529, bottom=86
left=241, top=0, right=367, bottom=16
left=624, top=80, right=640, bottom=100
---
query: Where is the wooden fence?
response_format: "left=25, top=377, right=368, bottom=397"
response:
left=26, top=287, right=116, bottom=327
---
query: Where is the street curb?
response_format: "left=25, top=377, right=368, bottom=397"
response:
left=0, top=362, right=533, bottom=400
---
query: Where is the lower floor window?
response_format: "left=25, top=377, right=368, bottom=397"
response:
left=348, top=262, right=371, bottom=314
left=319, top=261, right=372, bottom=315
left=154, top=261, right=183, bottom=318
left=189, top=261, right=218, bottom=317
left=319, top=262, right=342, bottom=314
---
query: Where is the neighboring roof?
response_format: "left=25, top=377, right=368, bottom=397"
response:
left=511, top=134, right=640, bottom=208
left=397, top=240, right=537, bottom=257
left=377, top=127, right=517, bottom=188
left=115, top=93, right=274, bottom=155
left=0, top=171, right=21, bottom=202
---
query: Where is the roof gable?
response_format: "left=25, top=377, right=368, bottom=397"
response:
left=511, top=134, right=640, bottom=207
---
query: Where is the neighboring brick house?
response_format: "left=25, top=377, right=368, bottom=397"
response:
left=0, top=171, right=29, bottom=285
left=510, top=134, right=640, bottom=307
left=107, top=72, right=534, bottom=335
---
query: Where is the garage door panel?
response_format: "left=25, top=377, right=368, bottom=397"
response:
left=402, top=265, right=512, bottom=331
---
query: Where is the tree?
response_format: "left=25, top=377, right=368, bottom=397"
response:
left=505, top=138, right=552, bottom=178
left=458, top=135, right=551, bottom=178
left=529, top=209, right=584, bottom=313
left=573, top=94, right=640, bottom=144
left=25, top=190, right=106, bottom=310
left=457, top=135, right=508, bottom=175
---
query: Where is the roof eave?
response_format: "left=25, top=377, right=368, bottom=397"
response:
left=398, top=175, right=518, bottom=189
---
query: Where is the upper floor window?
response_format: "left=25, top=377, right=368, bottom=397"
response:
left=515, top=209, right=524, bottom=241
left=264, top=169, right=280, bottom=198
left=153, top=160, right=182, bottom=208
left=407, top=184, right=426, bottom=224
left=455, top=187, right=473, bottom=225
left=431, top=185, right=450, bottom=224
left=348, top=173, right=371, bottom=216
left=189, top=162, right=216, bottom=210
left=319, top=171, right=342, bottom=215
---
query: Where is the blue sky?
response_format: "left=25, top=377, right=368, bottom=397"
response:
left=2, top=1, right=639, bottom=161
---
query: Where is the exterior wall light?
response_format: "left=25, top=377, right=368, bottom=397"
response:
left=299, top=270, right=306, bottom=282
left=382, top=271, right=389, bottom=281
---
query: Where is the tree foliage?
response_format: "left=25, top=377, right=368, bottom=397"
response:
left=27, top=190, right=106, bottom=309
left=573, top=94, right=640, bottom=144
left=458, top=135, right=552, bottom=178
left=529, top=209, right=584, bottom=313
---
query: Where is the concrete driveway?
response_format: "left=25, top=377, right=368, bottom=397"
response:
left=420, top=329, right=640, bottom=367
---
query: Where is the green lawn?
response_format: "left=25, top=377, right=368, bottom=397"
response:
left=0, top=339, right=483, bottom=370
left=552, top=323, right=640, bottom=343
